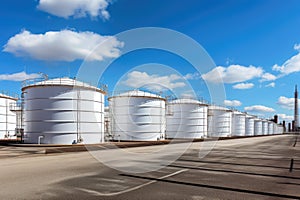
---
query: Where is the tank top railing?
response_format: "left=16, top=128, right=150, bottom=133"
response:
left=21, top=77, right=107, bottom=93
left=9, top=102, right=22, bottom=111
left=108, top=90, right=210, bottom=105
left=109, top=90, right=164, bottom=99
left=0, top=91, right=19, bottom=99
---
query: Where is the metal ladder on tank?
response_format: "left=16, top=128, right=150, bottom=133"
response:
left=76, top=89, right=82, bottom=143
left=5, top=99, right=8, bottom=138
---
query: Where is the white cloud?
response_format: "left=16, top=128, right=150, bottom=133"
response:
left=122, top=71, right=186, bottom=91
left=202, top=65, right=263, bottom=84
left=3, top=30, right=123, bottom=62
left=272, top=53, right=300, bottom=75
left=260, top=73, right=276, bottom=82
left=232, top=82, right=254, bottom=89
left=294, top=43, right=300, bottom=51
left=37, top=0, right=111, bottom=19
left=265, top=82, right=275, bottom=88
left=0, top=72, right=42, bottom=81
left=224, top=100, right=242, bottom=107
left=180, top=91, right=196, bottom=99
left=271, top=43, right=300, bottom=76
left=277, top=96, right=297, bottom=110
left=184, top=72, right=200, bottom=80
left=272, top=64, right=283, bottom=72
left=277, top=113, right=293, bottom=122
left=244, top=105, right=275, bottom=113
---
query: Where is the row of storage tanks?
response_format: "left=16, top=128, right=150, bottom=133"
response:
left=108, top=93, right=284, bottom=141
left=0, top=77, right=284, bottom=144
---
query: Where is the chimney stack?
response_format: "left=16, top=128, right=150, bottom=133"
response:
left=294, top=85, right=299, bottom=131
left=274, top=115, right=278, bottom=124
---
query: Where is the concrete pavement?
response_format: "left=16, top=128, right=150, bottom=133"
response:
left=0, top=134, right=299, bottom=199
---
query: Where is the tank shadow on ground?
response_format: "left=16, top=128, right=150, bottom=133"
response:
left=119, top=173, right=300, bottom=199
left=168, top=164, right=300, bottom=180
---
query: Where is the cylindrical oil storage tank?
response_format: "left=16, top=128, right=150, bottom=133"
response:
left=274, top=124, right=284, bottom=134
left=277, top=125, right=284, bottom=134
left=166, top=99, right=208, bottom=139
left=208, top=106, right=232, bottom=137
left=245, top=115, right=255, bottom=136
left=254, top=118, right=263, bottom=136
left=268, top=121, right=274, bottom=135
left=22, top=78, right=105, bottom=144
left=262, top=120, right=269, bottom=135
left=273, top=123, right=278, bottom=134
left=231, top=111, right=246, bottom=137
left=108, top=90, right=166, bottom=141
left=0, top=93, right=17, bottom=139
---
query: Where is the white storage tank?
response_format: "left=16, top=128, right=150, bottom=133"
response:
left=0, top=93, right=17, bottom=139
left=274, top=124, right=284, bottom=134
left=268, top=121, right=274, bottom=135
left=231, top=111, right=246, bottom=137
left=208, top=105, right=232, bottom=137
left=245, top=115, right=255, bottom=136
left=108, top=90, right=166, bottom=141
left=22, top=77, right=105, bottom=144
left=273, top=123, right=278, bottom=134
left=277, top=125, right=284, bottom=134
left=166, top=99, right=208, bottom=139
left=254, top=119, right=263, bottom=136
left=262, top=120, right=269, bottom=135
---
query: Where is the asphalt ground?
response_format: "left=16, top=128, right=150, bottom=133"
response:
left=0, top=134, right=299, bottom=200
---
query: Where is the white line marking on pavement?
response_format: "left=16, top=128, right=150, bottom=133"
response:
left=76, top=169, right=188, bottom=197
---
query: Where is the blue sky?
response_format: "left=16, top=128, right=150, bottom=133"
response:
left=1, top=0, right=300, bottom=122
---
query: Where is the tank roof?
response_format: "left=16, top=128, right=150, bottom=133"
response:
left=0, top=93, right=18, bottom=100
left=22, top=77, right=106, bottom=93
left=232, top=110, right=246, bottom=115
left=254, top=118, right=263, bottom=121
left=245, top=114, right=257, bottom=118
left=109, top=90, right=165, bottom=100
left=168, top=98, right=207, bottom=105
left=208, top=105, right=231, bottom=111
